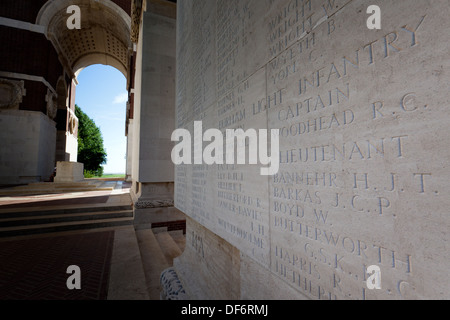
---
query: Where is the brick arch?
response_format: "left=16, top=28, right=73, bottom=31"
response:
left=111, top=0, right=132, bottom=15
left=55, top=76, right=68, bottom=110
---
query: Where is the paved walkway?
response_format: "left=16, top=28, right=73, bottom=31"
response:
left=0, top=181, right=150, bottom=300
left=0, top=231, right=114, bottom=300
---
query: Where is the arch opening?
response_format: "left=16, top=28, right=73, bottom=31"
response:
left=34, top=0, right=133, bottom=175
left=36, top=0, right=132, bottom=79
left=75, top=64, right=128, bottom=176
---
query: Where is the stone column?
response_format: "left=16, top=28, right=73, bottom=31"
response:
left=131, top=0, right=183, bottom=227
left=54, top=161, right=84, bottom=183
left=125, top=118, right=134, bottom=182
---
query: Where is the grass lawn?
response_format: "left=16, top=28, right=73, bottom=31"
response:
left=87, top=174, right=126, bottom=179
left=103, top=174, right=126, bottom=178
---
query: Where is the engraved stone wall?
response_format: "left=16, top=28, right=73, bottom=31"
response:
left=175, top=0, right=450, bottom=300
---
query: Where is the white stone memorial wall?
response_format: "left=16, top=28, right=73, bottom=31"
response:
left=175, top=0, right=450, bottom=300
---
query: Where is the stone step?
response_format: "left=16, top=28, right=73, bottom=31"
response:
left=154, top=231, right=183, bottom=266
left=0, top=190, right=113, bottom=196
left=0, top=188, right=114, bottom=196
left=0, top=210, right=134, bottom=228
left=135, top=229, right=171, bottom=300
left=108, top=226, right=150, bottom=300
left=0, top=194, right=134, bottom=238
left=152, top=227, right=169, bottom=234
left=0, top=181, right=115, bottom=196
left=0, top=203, right=133, bottom=219
left=0, top=216, right=134, bottom=238
left=168, top=230, right=186, bottom=252
left=13, top=182, right=95, bottom=188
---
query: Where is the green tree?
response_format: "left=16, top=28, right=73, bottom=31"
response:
left=75, top=105, right=107, bottom=177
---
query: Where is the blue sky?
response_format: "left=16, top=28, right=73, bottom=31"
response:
left=75, top=65, right=128, bottom=174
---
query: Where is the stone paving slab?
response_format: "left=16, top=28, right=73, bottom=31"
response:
left=0, top=231, right=115, bottom=300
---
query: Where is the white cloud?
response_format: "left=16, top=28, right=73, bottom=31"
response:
left=113, top=92, right=128, bottom=104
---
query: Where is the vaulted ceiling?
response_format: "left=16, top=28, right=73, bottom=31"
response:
left=37, top=0, right=132, bottom=78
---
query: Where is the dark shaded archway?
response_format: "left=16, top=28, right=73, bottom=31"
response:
left=0, top=0, right=135, bottom=184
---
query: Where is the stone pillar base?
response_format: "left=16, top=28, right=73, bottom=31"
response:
left=54, top=161, right=84, bottom=183
left=130, top=182, right=174, bottom=205
left=130, top=182, right=186, bottom=230
left=0, top=110, right=56, bottom=185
